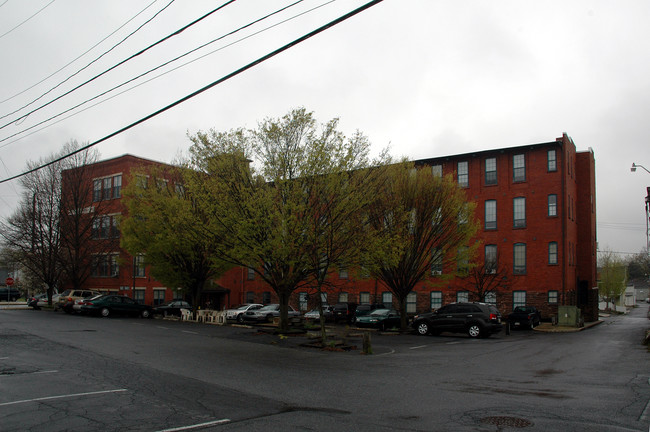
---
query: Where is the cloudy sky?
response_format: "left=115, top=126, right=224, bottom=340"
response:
left=0, top=0, right=648, bottom=257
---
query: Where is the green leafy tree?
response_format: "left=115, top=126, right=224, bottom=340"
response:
left=120, top=165, right=230, bottom=308
left=626, top=248, right=650, bottom=281
left=598, top=250, right=627, bottom=310
left=186, top=108, right=386, bottom=332
left=365, top=165, right=479, bottom=330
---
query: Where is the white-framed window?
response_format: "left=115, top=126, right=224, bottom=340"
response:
left=431, top=164, right=443, bottom=177
left=134, top=289, right=145, bottom=303
left=548, top=290, right=559, bottom=304
left=431, top=247, right=443, bottom=275
left=382, top=291, right=393, bottom=307
left=406, top=292, right=417, bottom=314
left=513, top=154, right=526, bottom=182
left=134, top=254, right=146, bottom=277
left=112, top=174, right=122, bottom=198
left=153, top=289, right=166, bottom=306
left=103, top=177, right=112, bottom=200
left=513, top=197, right=526, bottom=228
left=485, top=157, right=497, bottom=185
left=93, top=179, right=102, bottom=202
left=320, top=292, right=328, bottom=304
left=548, top=242, right=558, bottom=265
left=299, top=292, right=308, bottom=311
left=457, top=161, right=468, bottom=187
left=339, top=267, right=348, bottom=279
left=338, top=292, right=348, bottom=303
left=548, top=194, right=557, bottom=217
left=430, top=291, right=442, bottom=310
left=513, top=243, right=526, bottom=274
left=247, top=267, right=255, bottom=280
left=359, top=292, right=370, bottom=304
left=513, top=291, right=526, bottom=309
left=456, top=291, right=469, bottom=303
left=485, top=200, right=497, bottom=230
left=547, top=149, right=557, bottom=172
left=484, top=292, right=497, bottom=304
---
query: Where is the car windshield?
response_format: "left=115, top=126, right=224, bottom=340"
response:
left=370, top=309, right=390, bottom=316
left=513, top=306, right=528, bottom=313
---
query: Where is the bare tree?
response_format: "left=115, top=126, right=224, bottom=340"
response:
left=462, top=253, right=513, bottom=303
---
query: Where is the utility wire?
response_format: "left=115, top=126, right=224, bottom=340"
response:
left=0, top=0, right=316, bottom=146
left=0, top=0, right=160, bottom=105
left=0, top=0, right=177, bottom=121
left=0, top=1, right=10, bottom=10
left=0, top=0, right=56, bottom=40
left=0, top=0, right=236, bottom=130
left=0, top=0, right=384, bottom=185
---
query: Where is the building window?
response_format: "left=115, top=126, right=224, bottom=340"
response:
left=406, top=292, right=417, bottom=314
left=339, top=267, right=348, bottom=279
left=298, top=292, right=308, bottom=311
left=112, top=174, right=122, bottom=198
left=103, top=177, right=112, bottom=200
left=431, top=247, right=443, bottom=275
left=359, top=292, right=370, bottom=304
left=321, top=292, right=328, bottom=304
left=548, top=290, right=559, bottom=304
left=134, top=254, right=146, bottom=277
left=485, top=200, right=497, bottom=230
left=110, top=254, right=119, bottom=277
left=548, top=242, right=558, bottom=265
left=382, top=291, right=393, bottom=307
left=457, top=161, right=468, bottom=188
left=338, top=292, right=348, bottom=303
left=93, top=179, right=102, bottom=202
left=513, top=291, right=526, bottom=309
left=456, top=291, right=469, bottom=303
left=431, top=164, right=442, bottom=177
left=134, top=289, right=145, bottom=303
left=485, top=157, right=497, bottom=185
left=513, top=154, right=526, bottom=182
left=430, top=291, right=442, bottom=310
left=485, top=244, right=497, bottom=273
left=175, top=183, right=185, bottom=197
left=262, top=292, right=271, bottom=304
left=247, top=267, right=255, bottom=280
left=484, top=292, right=496, bottom=304
left=547, top=150, right=557, bottom=172
left=513, top=243, right=526, bottom=274
left=457, top=246, right=469, bottom=273
left=548, top=194, right=557, bottom=217
left=513, top=197, right=526, bottom=228
left=136, top=175, right=148, bottom=190
left=153, top=289, right=165, bottom=306
left=245, top=291, right=255, bottom=303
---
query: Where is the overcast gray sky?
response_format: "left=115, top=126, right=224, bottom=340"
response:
left=0, top=0, right=648, bottom=257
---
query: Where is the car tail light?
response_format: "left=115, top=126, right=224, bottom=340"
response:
left=489, top=313, right=498, bottom=321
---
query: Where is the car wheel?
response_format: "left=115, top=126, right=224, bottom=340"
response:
left=267, top=314, right=273, bottom=322
left=529, top=319, right=535, bottom=329
left=415, top=321, right=430, bottom=335
left=141, top=309, right=151, bottom=318
left=468, top=324, right=482, bottom=338
left=237, top=314, right=244, bottom=323
left=101, top=307, right=110, bottom=318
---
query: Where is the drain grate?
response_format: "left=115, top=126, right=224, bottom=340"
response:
left=480, top=416, right=533, bottom=428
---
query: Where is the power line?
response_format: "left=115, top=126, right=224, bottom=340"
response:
left=0, top=0, right=236, bottom=130
left=0, top=0, right=161, bottom=105
left=0, top=0, right=385, bottom=185
left=0, top=0, right=319, bottom=147
left=0, top=0, right=56, bottom=40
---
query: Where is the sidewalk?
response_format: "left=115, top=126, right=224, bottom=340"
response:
left=533, top=319, right=604, bottom=333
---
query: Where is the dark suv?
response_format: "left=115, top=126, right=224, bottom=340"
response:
left=412, top=302, right=503, bottom=338
left=331, top=302, right=358, bottom=324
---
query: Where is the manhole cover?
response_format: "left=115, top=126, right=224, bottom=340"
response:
left=480, top=416, right=533, bottom=428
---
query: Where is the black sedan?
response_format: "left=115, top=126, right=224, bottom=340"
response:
left=507, top=306, right=541, bottom=329
left=79, top=295, right=152, bottom=318
left=153, top=300, right=193, bottom=317
left=354, top=308, right=401, bottom=331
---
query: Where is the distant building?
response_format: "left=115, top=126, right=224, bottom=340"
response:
left=63, top=134, right=598, bottom=321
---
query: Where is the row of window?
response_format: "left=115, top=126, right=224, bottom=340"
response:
left=92, top=254, right=145, bottom=277
left=441, top=150, right=557, bottom=188
left=91, top=215, right=120, bottom=239
left=484, top=194, right=557, bottom=230
left=93, top=174, right=122, bottom=202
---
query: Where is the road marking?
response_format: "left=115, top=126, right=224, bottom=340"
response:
left=0, top=389, right=127, bottom=407
left=156, top=326, right=169, bottom=330
left=0, top=357, right=8, bottom=360
left=156, top=419, right=231, bottom=431
left=376, top=349, right=395, bottom=356
left=446, top=341, right=461, bottom=345
left=409, top=345, right=428, bottom=350
left=639, top=397, right=650, bottom=422
left=181, top=330, right=198, bottom=335
left=31, top=370, right=58, bottom=375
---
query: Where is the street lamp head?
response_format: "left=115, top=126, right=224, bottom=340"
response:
left=631, top=163, right=636, bottom=172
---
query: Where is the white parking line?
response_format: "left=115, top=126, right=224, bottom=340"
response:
left=156, top=418, right=231, bottom=431
left=409, top=345, right=428, bottom=350
left=156, top=326, right=169, bottom=330
left=30, top=370, right=58, bottom=375
left=446, top=341, right=461, bottom=345
left=181, top=330, right=198, bottom=335
left=0, top=389, right=128, bottom=407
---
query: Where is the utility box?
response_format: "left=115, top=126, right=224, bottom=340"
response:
left=558, top=306, right=583, bottom=327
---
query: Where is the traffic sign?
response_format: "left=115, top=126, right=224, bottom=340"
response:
left=5, top=277, right=14, bottom=286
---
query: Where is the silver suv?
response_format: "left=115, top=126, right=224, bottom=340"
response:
left=55, top=289, right=102, bottom=313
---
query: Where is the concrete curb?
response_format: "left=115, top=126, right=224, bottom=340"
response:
left=533, top=320, right=604, bottom=333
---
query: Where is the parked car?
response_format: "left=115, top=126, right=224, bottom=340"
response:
left=331, top=302, right=358, bottom=324
left=242, top=304, right=300, bottom=322
left=0, top=287, right=21, bottom=302
left=153, top=300, right=193, bottom=317
left=225, top=303, right=263, bottom=322
left=507, top=306, right=541, bottom=329
left=412, top=302, right=503, bottom=338
left=79, top=294, right=152, bottom=318
left=355, top=308, right=401, bottom=331
left=27, top=293, right=48, bottom=309
left=352, top=303, right=386, bottom=323
left=55, top=289, right=102, bottom=313
left=304, top=305, right=334, bottom=322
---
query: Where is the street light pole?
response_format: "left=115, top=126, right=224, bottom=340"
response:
left=631, top=163, right=650, bottom=254
left=631, top=162, right=650, bottom=174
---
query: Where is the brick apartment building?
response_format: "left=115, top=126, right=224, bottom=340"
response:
left=65, top=133, right=598, bottom=321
